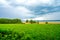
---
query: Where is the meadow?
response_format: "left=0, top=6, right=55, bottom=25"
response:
left=0, top=24, right=60, bottom=40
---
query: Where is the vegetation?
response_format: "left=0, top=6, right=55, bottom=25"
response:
left=26, top=20, right=37, bottom=24
left=45, top=22, right=48, bottom=24
left=0, top=18, right=49, bottom=24
left=29, top=20, right=36, bottom=24
left=0, top=18, right=60, bottom=40
left=0, top=24, right=60, bottom=40
left=0, top=18, right=22, bottom=24
left=26, top=20, right=29, bottom=23
left=0, top=30, right=22, bottom=40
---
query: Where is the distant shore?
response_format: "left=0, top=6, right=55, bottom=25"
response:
left=39, top=22, right=60, bottom=24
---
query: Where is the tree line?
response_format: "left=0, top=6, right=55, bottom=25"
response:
left=0, top=18, right=22, bottom=24
left=0, top=18, right=48, bottom=24
left=26, top=20, right=39, bottom=24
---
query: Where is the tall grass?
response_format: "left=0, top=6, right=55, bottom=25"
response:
left=0, top=24, right=60, bottom=40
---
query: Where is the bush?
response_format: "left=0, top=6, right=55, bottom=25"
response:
left=0, top=29, right=24, bottom=40
left=45, top=22, right=48, bottom=24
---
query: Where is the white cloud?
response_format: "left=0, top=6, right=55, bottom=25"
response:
left=0, top=0, right=11, bottom=7
left=15, top=0, right=27, bottom=4
left=0, top=0, right=60, bottom=20
left=25, top=0, right=38, bottom=6
left=41, top=9, right=48, bottom=12
left=0, top=6, right=34, bottom=19
left=32, top=12, right=60, bottom=20
left=13, top=6, right=34, bottom=18
left=8, top=0, right=37, bottom=6
left=8, top=0, right=55, bottom=6
left=0, top=0, right=35, bottom=19
left=38, top=0, right=54, bottom=5
left=32, top=17, right=46, bottom=20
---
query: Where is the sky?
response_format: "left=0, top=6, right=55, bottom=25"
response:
left=0, top=0, right=60, bottom=20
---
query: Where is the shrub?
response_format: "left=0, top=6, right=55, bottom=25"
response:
left=0, top=29, right=24, bottom=40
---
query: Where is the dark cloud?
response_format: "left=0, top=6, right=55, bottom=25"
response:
left=25, top=5, right=60, bottom=16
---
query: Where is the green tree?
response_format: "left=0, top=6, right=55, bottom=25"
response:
left=26, top=20, right=29, bottom=23
left=45, top=22, right=48, bottom=24
left=29, top=20, right=36, bottom=24
left=29, top=20, right=33, bottom=24
left=0, top=18, right=22, bottom=24
left=12, top=19, right=22, bottom=24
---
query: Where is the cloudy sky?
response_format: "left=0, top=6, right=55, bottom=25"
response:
left=0, top=0, right=60, bottom=20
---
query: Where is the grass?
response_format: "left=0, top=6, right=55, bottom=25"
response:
left=0, top=24, right=60, bottom=40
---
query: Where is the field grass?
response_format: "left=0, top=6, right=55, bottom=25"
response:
left=0, top=24, right=60, bottom=40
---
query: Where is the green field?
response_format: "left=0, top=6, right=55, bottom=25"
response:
left=0, top=24, right=60, bottom=40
